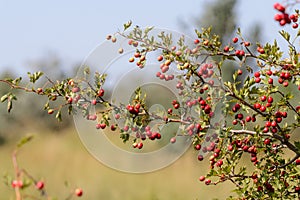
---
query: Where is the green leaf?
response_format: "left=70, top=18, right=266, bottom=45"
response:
left=1, top=94, right=9, bottom=102
left=12, top=77, right=22, bottom=85
left=55, top=110, right=62, bottom=122
left=279, top=30, right=290, bottom=42
left=27, top=71, right=44, bottom=83
left=144, top=26, right=154, bottom=37
left=123, top=20, right=132, bottom=31
left=7, top=99, right=12, bottom=113
left=17, top=135, right=34, bottom=148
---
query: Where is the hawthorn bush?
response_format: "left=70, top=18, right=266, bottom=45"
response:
left=1, top=1, right=300, bottom=199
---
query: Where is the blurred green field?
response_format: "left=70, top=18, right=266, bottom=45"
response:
left=0, top=126, right=234, bottom=200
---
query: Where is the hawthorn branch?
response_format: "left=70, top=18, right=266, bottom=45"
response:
left=228, top=128, right=300, bottom=157
left=278, top=154, right=300, bottom=168
left=276, top=90, right=300, bottom=116
left=0, top=79, right=34, bottom=92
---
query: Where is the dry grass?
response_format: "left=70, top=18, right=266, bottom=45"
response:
left=0, top=127, right=234, bottom=200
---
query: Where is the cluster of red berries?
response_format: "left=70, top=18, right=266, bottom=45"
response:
left=198, top=97, right=212, bottom=115
left=155, top=56, right=175, bottom=81
left=223, top=37, right=251, bottom=58
left=128, top=51, right=146, bottom=68
left=132, top=142, right=144, bottom=149
left=172, top=100, right=180, bottom=109
left=232, top=103, right=256, bottom=126
left=126, top=103, right=141, bottom=115
left=274, top=2, right=299, bottom=28
left=229, top=138, right=259, bottom=165
left=198, top=63, right=214, bottom=79
left=131, top=126, right=163, bottom=149
left=185, top=123, right=202, bottom=136
left=185, top=99, right=198, bottom=108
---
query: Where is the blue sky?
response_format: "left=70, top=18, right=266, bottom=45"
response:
left=0, top=0, right=290, bottom=74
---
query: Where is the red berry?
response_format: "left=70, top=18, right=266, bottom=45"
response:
left=232, top=119, right=238, bottom=125
left=205, top=179, right=211, bottom=185
left=12, top=180, right=23, bottom=188
left=75, top=188, right=83, bottom=197
left=137, top=142, right=143, bottom=149
left=267, top=96, right=273, bottom=103
left=276, top=117, right=282, bottom=123
left=111, top=124, right=117, bottom=131
left=254, top=72, right=260, bottom=77
left=260, top=95, right=267, bottom=102
left=235, top=103, right=241, bottom=110
left=266, top=70, right=273, bottom=76
left=274, top=13, right=284, bottom=21
left=265, top=121, right=271, bottom=127
left=98, top=89, right=105, bottom=97
left=72, top=87, right=80, bottom=93
left=282, top=111, right=287, bottom=118
left=293, top=23, right=298, bottom=29
left=199, top=176, right=205, bottom=182
left=254, top=103, right=261, bottom=109
left=224, top=46, right=229, bottom=52
left=239, top=50, right=245, bottom=56
left=257, top=47, right=265, bottom=54
left=296, top=159, right=300, bottom=165
left=268, top=78, right=273, bottom=84
left=197, top=154, right=204, bottom=161
left=216, top=159, right=223, bottom=167
left=274, top=3, right=285, bottom=12
left=264, top=138, right=271, bottom=145
left=194, top=39, right=200, bottom=44
left=96, top=124, right=101, bottom=129
left=195, top=144, right=201, bottom=150
left=244, top=41, right=250, bottom=46
left=36, top=181, right=44, bottom=190
left=129, top=57, right=135, bottom=63
left=237, top=69, right=243, bottom=75
left=255, top=77, right=261, bottom=83
left=100, top=124, right=106, bottom=129
left=91, top=99, right=97, bottom=105
left=232, top=37, right=238, bottom=43
left=174, top=103, right=180, bottom=109
left=157, top=55, right=163, bottom=61
left=280, top=19, right=287, bottom=26
left=263, top=127, right=269, bottom=133
left=245, top=116, right=251, bottom=122
left=260, top=106, right=266, bottom=112
left=271, top=121, right=277, bottom=127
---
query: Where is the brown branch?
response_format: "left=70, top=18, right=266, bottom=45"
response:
left=0, top=79, right=34, bottom=92
left=276, top=90, right=300, bottom=116
left=278, top=154, right=300, bottom=168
